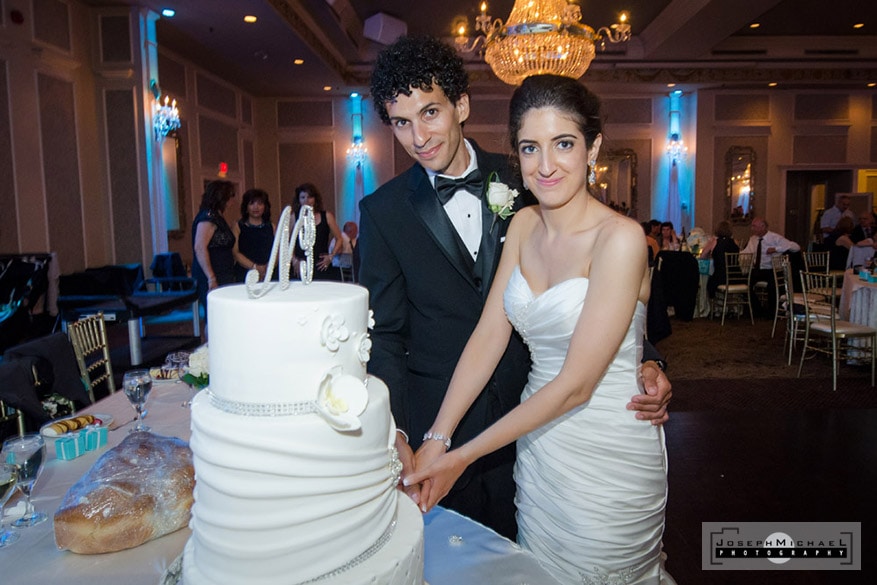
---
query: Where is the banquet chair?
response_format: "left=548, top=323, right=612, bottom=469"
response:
left=0, top=399, right=25, bottom=437
left=797, top=272, right=876, bottom=391
left=803, top=250, right=830, bottom=274
left=712, top=252, right=754, bottom=326
left=780, top=257, right=831, bottom=365
left=768, top=255, right=787, bottom=337
left=68, top=312, right=114, bottom=403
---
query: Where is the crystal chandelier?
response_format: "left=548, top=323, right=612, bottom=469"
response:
left=454, top=1, right=631, bottom=85
left=153, top=95, right=180, bottom=140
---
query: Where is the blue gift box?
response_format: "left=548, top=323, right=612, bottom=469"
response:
left=54, top=426, right=108, bottom=460
left=55, top=431, right=86, bottom=460
left=84, top=425, right=108, bottom=450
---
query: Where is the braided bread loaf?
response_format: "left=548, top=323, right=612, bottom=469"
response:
left=54, top=431, right=194, bottom=554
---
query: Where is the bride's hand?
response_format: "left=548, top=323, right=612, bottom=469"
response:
left=404, top=450, right=468, bottom=512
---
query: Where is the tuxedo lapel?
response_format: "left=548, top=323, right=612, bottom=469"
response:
left=407, top=169, right=478, bottom=289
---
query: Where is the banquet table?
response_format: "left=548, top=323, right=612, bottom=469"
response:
left=2, top=381, right=561, bottom=585
left=839, top=269, right=877, bottom=363
left=839, top=269, right=877, bottom=324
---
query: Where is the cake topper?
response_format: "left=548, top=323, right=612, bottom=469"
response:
left=245, top=205, right=316, bottom=298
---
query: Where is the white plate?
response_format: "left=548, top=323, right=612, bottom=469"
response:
left=40, top=413, right=114, bottom=438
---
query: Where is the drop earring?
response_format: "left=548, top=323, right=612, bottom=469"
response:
left=588, top=160, right=597, bottom=186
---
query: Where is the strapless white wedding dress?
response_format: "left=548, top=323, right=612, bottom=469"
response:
left=504, top=266, right=672, bottom=585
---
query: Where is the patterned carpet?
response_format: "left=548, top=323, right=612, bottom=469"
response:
left=654, top=317, right=876, bottom=411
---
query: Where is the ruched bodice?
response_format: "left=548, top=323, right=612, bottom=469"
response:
left=503, top=266, right=671, bottom=585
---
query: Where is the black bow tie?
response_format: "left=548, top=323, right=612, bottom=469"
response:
left=434, top=169, right=483, bottom=205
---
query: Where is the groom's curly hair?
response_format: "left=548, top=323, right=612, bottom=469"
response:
left=370, top=36, right=469, bottom=125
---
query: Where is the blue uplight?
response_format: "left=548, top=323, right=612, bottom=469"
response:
left=161, top=9, right=176, bottom=18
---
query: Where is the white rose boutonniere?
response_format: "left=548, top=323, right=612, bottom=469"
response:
left=485, top=172, right=519, bottom=232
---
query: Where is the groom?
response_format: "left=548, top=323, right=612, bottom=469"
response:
left=359, top=36, right=671, bottom=539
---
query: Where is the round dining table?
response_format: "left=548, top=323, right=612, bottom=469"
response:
left=2, top=380, right=561, bottom=585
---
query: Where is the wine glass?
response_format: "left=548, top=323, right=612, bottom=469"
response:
left=0, top=463, right=21, bottom=546
left=168, top=351, right=191, bottom=380
left=122, top=369, right=153, bottom=432
left=1, top=434, right=47, bottom=527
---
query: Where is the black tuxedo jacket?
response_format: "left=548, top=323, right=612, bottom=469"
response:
left=359, top=142, right=532, bottom=455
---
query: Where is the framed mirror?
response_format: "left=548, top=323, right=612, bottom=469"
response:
left=726, top=146, right=755, bottom=224
left=162, top=132, right=187, bottom=240
left=594, top=149, right=638, bottom=217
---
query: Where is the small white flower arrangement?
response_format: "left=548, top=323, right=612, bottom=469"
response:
left=315, top=367, right=368, bottom=431
left=181, top=346, right=209, bottom=390
left=485, top=172, right=519, bottom=226
left=687, top=227, right=710, bottom=256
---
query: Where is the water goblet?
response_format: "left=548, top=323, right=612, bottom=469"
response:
left=0, top=463, right=21, bottom=546
left=1, top=433, right=47, bottom=527
left=123, top=369, right=153, bottom=432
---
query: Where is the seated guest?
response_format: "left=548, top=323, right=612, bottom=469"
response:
left=232, top=188, right=275, bottom=282
left=700, top=220, right=739, bottom=298
left=660, top=221, right=680, bottom=251
left=824, top=216, right=855, bottom=271
left=642, top=221, right=659, bottom=264
left=741, top=217, right=801, bottom=317
left=850, top=211, right=876, bottom=245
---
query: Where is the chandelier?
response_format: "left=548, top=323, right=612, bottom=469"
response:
left=454, top=1, right=631, bottom=85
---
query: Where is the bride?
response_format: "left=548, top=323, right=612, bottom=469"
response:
left=405, top=75, right=673, bottom=584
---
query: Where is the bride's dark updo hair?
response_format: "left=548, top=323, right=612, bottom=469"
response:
left=508, top=74, right=603, bottom=152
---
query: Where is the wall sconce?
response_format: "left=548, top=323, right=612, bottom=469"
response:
left=666, top=133, right=688, bottom=163
left=666, top=90, right=686, bottom=163
left=347, top=141, right=367, bottom=168
left=151, top=80, right=180, bottom=141
left=347, top=93, right=366, bottom=167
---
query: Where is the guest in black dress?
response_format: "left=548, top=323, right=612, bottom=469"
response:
left=232, top=188, right=275, bottom=282
left=292, top=183, right=344, bottom=281
left=700, top=220, right=739, bottom=298
left=192, top=180, right=236, bottom=315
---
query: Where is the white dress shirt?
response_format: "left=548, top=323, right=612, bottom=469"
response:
left=742, top=231, right=801, bottom=270
left=820, top=206, right=855, bottom=231
left=427, top=140, right=483, bottom=261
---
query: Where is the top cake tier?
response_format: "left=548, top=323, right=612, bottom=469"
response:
left=207, top=282, right=371, bottom=404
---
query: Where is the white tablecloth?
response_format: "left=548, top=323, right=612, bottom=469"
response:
left=840, top=270, right=877, bottom=325
left=3, top=382, right=560, bottom=585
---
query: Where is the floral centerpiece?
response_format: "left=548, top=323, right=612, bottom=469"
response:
left=42, top=392, right=75, bottom=419
left=180, top=346, right=209, bottom=390
left=687, top=227, right=709, bottom=256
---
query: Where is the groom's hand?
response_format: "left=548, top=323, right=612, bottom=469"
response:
left=395, top=431, right=421, bottom=505
left=628, top=361, right=671, bottom=425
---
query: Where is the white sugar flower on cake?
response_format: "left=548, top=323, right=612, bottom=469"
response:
left=315, top=367, right=368, bottom=431
left=321, top=314, right=350, bottom=351
left=357, top=333, right=372, bottom=364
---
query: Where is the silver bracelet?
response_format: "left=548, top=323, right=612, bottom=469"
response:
left=423, top=431, right=451, bottom=449
left=396, top=429, right=409, bottom=444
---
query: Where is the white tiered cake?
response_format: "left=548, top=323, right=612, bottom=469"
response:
left=181, top=281, right=424, bottom=585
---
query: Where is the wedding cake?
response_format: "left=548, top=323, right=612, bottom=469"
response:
left=181, top=278, right=423, bottom=584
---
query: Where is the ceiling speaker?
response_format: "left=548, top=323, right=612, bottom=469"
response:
left=363, top=13, right=407, bottom=46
